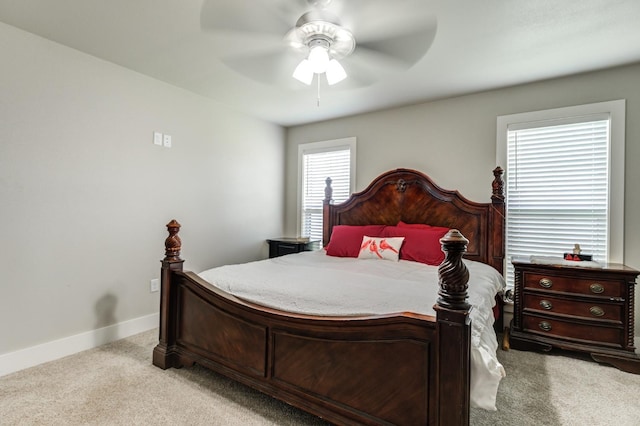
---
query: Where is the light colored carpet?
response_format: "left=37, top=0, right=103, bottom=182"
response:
left=471, top=340, right=640, bottom=426
left=1, top=329, right=639, bottom=425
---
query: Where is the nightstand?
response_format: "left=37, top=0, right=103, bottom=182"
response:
left=267, top=238, right=321, bottom=258
left=510, top=258, right=640, bottom=374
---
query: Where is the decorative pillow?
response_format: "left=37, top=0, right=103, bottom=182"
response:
left=383, top=225, right=449, bottom=265
left=325, top=225, right=387, bottom=258
left=358, top=236, right=405, bottom=261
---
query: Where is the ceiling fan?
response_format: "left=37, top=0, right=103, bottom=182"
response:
left=201, top=0, right=438, bottom=90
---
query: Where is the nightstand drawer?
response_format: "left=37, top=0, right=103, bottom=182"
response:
left=274, top=243, right=300, bottom=256
left=522, top=314, right=623, bottom=347
left=523, top=272, right=624, bottom=298
left=267, top=238, right=320, bottom=258
left=523, top=294, right=623, bottom=323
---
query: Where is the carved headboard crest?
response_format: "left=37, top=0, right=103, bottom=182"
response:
left=323, top=168, right=505, bottom=273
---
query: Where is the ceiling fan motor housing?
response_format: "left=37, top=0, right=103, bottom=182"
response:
left=293, top=11, right=355, bottom=60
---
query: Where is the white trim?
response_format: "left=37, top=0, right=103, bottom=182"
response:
left=0, top=313, right=158, bottom=377
left=296, top=137, right=356, bottom=237
left=497, top=99, right=626, bottom=264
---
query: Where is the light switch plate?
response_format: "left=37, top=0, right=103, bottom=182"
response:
left=153, top=132, right=163, bottom=146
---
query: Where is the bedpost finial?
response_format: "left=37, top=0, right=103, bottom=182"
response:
left=437, top=229, right=470, bottom=310
left=164, top=219, right=182, bottom=262
left=324, top=177, right=333, bottom=204
left=491, top=166, right=505, bottom=203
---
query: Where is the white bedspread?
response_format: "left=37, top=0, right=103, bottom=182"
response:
left=198, top=250, right=506, bottom=410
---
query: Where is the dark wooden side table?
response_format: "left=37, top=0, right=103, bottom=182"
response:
left=267, top=238, right=321, bottom=258
left=510, top=257, right=640, bottom=374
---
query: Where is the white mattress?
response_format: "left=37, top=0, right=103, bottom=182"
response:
left=198, top=250, right=506, bottom=410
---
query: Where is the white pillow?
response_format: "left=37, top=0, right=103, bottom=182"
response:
left=357, top=236, right=404, bottom=261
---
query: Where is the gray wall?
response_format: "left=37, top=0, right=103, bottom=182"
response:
left=286, top=63, right=640, bottom=334
left=0, top=23, right=285, bottom=355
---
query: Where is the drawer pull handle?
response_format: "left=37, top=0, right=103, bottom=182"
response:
left=590, top=306, right=605, bottom=317
left=539, top=300, right=553, bottom=310
left=539, top=278, right=553, bottom=289
left=539, top=321, right=552, bottom=332
left=590, top=283, right=605, bottom=294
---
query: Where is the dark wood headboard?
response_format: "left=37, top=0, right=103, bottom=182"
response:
left=323, top=168, right=505, bottom=273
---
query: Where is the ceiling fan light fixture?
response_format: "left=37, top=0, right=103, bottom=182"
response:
left=292, top=59, right=314, bottom=85
left=325, top=59, right=347, bottom=85
left=308, top=43, right=330, bottom=73
left=288, top=11, right=355, bottom=87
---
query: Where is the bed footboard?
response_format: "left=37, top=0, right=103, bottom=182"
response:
left=153, top=221, right=472, bottom=425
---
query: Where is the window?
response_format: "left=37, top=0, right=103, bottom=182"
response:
left=298, top=137, right=356, bottom=242
left=497, top=100, right=625, bottom=288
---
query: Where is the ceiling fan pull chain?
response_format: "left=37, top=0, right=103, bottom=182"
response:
left=317, top=76, right=321, bottom=107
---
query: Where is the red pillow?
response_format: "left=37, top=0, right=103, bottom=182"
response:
left=397, top=220, right=448, bottom=231
left=326, top=225, right=387, bottom=257
left=383, top=225, right=449, bottom=265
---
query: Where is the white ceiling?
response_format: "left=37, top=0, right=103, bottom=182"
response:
left=1, top=0, right=639, bottom=127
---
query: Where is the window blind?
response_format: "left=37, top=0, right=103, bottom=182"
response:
left=505, top=118, right=610, bottom=288
left=301, top=148, right=351, bottom=241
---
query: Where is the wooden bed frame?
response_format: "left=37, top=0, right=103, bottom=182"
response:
left=153, top=168, right=505, bottom=425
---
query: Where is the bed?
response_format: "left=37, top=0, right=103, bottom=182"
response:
left=153, top=168, right=506, bottom=425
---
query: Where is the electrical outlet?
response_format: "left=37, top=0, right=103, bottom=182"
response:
left=163, top=134, right=172, bottom=148
left=150, top=278, right=160, bottom=293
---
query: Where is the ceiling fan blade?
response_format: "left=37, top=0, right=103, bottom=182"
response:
left=221, top=49, right=307, bottom=89
left=208, top=32, right=287, bottom=58
left=337, top=47, right=409, bottom=88
left=356, top=21, right=437, bottom=67
left=333, top=19, right=437, bottom=89
left=328, top=0, right=436, bottom=42
left=200, top=0, right=307, bottom=36
left=323, top=0, right=437, bottom=86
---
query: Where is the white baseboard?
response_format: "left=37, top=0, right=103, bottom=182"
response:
left=0, top=313, right=159, bottom=377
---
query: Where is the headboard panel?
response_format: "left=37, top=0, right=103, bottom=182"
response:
left=323, top=168, right=505, bottom=273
